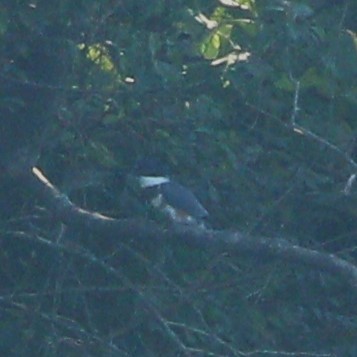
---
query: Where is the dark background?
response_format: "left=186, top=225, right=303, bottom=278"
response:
left=0, top=0, right=356, bottom=355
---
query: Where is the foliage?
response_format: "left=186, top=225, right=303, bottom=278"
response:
left=0, top=0, right=356, bottom=355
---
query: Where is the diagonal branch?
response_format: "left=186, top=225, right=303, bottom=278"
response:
left=30, top=167, right=357, bottom=290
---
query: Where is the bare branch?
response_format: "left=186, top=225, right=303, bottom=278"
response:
left=27, top=166, right=357, bottom=291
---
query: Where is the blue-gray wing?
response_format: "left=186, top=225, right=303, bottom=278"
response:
left=160, top=181, right=208, bottom=219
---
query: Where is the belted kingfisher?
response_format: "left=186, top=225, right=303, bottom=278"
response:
left=134, top=158, right=208, bottom=226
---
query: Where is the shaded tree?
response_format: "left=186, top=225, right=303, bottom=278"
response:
left=0, top=0, right=356, bottom=355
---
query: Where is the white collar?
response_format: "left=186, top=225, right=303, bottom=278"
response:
left=139, top=176, right=170, bottom=188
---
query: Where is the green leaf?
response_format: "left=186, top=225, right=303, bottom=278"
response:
left=201, top=32, right=221, bottom=59
left=79, top=43, right=116, bottom=73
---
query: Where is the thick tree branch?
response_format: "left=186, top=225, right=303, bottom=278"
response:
left=30, top=167, right=357, bottom=290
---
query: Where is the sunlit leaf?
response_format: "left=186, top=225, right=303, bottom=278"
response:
left=78, top=43, right=116, bottom=72
left=200, top=32, right=221, bottom=59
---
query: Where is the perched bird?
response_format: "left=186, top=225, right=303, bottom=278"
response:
left=134, top=158, right=208, bottom=226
